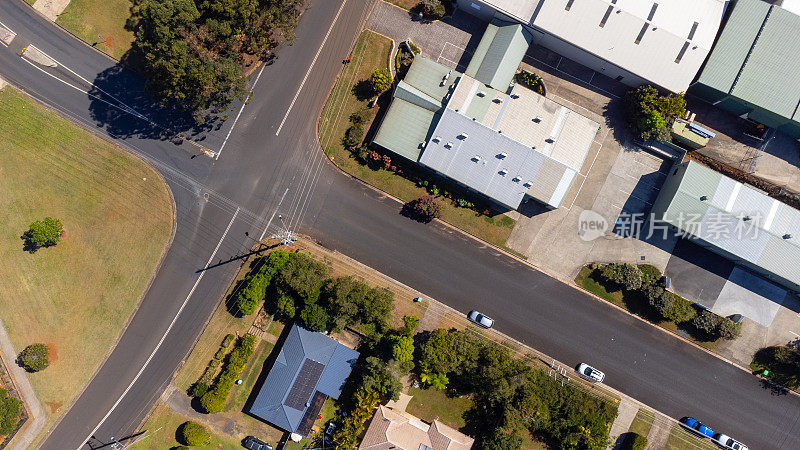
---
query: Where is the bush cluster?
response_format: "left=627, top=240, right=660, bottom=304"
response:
left=0, top=388, right=22, bottom=435
left=178, top=421, right=210, bottom=446
left=232, top=251, right=293, bottom=316
left=343, top=125, right=364, bottom=148
left=623, top=84, right=686, bottom=142
left=18, top=343, right=49, bottom=372
left=418, top=0, right=446, bottom=19
left=751, top=345, right=800, bottom=390
left=199, top=335, right=257, bottom=413
left=405, top=195, right=442, bottom=223
left=601, top=263, right=642, bottom=291
left=691, top=310, right=739, bottom=340
left=369, top=69, right=393, bottom=95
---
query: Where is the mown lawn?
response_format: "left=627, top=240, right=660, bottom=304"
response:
left=56, top=0, right=135, bottom=60
left=0, top=88, right=172, bottom=433
left=665, top=425, right=717, bottom=450
left=407, top=387, right=473, bottom=430
left=628, top=408, right=654, bottom=438
left=319, top=30, right=516, bottom=248
left=128, top=403, right=249, bottom=450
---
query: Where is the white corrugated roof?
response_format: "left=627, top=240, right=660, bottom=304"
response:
left=476, top=0, right=727, bottom=92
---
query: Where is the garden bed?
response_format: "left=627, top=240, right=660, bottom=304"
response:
left=750, top=345, right=800, bottom=392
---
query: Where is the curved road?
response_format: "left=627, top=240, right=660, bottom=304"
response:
left=0, top=1, right=798, bottom=449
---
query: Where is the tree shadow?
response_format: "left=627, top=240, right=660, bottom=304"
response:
left=352, top=79, right=376, bottom=102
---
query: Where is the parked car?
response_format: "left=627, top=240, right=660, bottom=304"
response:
left=576, top=363, right=605, bottom=382
left=467, top=310, right=494, bottom=328
left=680, top=417, right=714, bottom=438
left=243, top=436, right=273, bottom=450
left=713, top=433, right=748, bottom=450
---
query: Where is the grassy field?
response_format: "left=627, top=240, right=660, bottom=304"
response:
left=319, top=30, right=516, bottom=248
left=0, top=88, right=172, bottom=431
left=0, top=87, right=172, bottom=436
left=56, top=0, right=135, bottom=60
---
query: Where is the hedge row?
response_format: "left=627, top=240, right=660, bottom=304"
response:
left=199, top=335, right=257, bottom=413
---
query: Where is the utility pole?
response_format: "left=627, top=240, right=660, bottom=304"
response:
left=272, top=214, right=297, bottom=245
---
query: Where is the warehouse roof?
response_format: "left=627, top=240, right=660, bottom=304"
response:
left=249, top=324, right=359, bottom=436
left=695, top=0, right=800, bottom=121
left=465, top=19, right=533, bottom=90
left=478, top=0, right=726, bottom=93
left=653, top=161, right=800, bottom=288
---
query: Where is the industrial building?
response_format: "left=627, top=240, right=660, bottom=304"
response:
left=690, top=0, right=800, bottom=139
left=372, top=20, right=599, bottom=210
left=652, top=161, right=800, bottom=292
left=457, top=0, right=728, bottom=93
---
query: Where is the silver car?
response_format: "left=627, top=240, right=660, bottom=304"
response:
left=467, top=310, right=494, bottom=328
left=577, top=363, right=605, bottom=382
left=712, top=433, right=748, bottom=450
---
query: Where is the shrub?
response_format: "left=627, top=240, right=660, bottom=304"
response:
left=214, top=348, right=225, bottom=360
left=621, top=432, right=648, bottom=450
left=663, top=296, right=697, bottom=323
left=199, top=335, right=256, bottom=413
left=350, top=145, right=370, bottom=162
left=419, top=0, right=446, bottom=20
left=392, top=335, right=414, bottom=362
left=369, top=69, right=393, bottom=94
left=623, top=84, right=685, bottom=142
left=300, top=303, right=330, bottom=332
left=402, top=315, right=420, bottom=335
left=649, top=289, right=674, bottom=319
left=601, top=263, right=642, bottom=291
left=209, top=359, right=220, bottom=368
left=190, top=382, right=208, bottom=398
left=232, top=250, right=293, bottom=316
left=178, top=421, right=210, bottom=446
left=718, top=317, right=741, bottom=340
left=22, top=217, right=64, bottom=252
left=0, top=388, right=21, bottom=435
left=638, top=264, right=662, bottom=287
left=18, top=343, right=49, bottom=372
left=692, top=309, right=721, bottom=339
left=343, top=125, right=364, bottom=148
left=349, top=109, right=373, bottom=125
left=516, top=70, right=541, bottom=89
left=221, top=334, right=234, bottom=348
left=406, top=195, right=442, bottom=223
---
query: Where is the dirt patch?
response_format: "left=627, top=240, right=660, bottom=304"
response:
left=45, top=343, right=58, bottom=364
left=44, top=401, right=61, bottom=414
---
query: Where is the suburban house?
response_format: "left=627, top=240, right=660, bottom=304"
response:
left=689, top=0, right=800, bottom=139
left=248, top=323, right=359, bottom=438
left=456, top=0, right=727, bottom=93
left=372, top=20, right=599, bottom=210
left=652, top=161, right=800, bottom=292
left=359, top=405, right=475, bottom=450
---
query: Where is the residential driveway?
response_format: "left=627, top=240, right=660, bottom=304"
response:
left=366, top=1, right=485, bottom=71
left=665, top=239, right=733, bottom=307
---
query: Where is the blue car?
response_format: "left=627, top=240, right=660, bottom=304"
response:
left=680, top=417, right=714, bottom=438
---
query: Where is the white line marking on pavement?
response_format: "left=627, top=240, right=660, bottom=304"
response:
left=275, top=0, right=348, bottom=136
left=790, top=331, right=800, bottom=337
left=259, top=188, right=290, bottom=241
left=216, top=64, right=266, bottom=160
left=78, top=207, right=240, bottom=450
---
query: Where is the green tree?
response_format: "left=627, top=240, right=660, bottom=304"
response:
left=663, top=296, right=697, bottom=323
left=22, top=217, right=63, bottom=252
left=483, top=428, right=523, bottom=450
left=274, top=252, right=329, bottom=306
left=178, top=421, right=210, bottom=446
left=420, top=371, right=448, bottom=390
left=300, top=303, right=329, bottom=332
left=407, top=195, right=442, bottom=223
left=692, top=309, right=721, bottom=339
left=601, top=263, right=642, bottom=291
left=419, top=0, right=446, bottom=19
left=234, top=250, right=294, bottom=315
left=402, top=314, right=420, bottom=335
left=359, top=357, right=402, bottom=401
left=718, top=317, right=741, bottom=340
left=276, top=294, right=296, bottom=318
left=323, top=276, right=368, bottom=332
left=391, top=335, right=414, bottom=362
left=369, top=69, right=393, bottom=94
left=18, top=343, right=49, bottom=372
left=638, top=110, right=666, bottom=133
left=343, top=125, right=364, bottom=148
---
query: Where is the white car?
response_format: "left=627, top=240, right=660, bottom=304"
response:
left=712, top=433, right=748, bottom=450
left=467, top=310, right=494, bottom=328
left=577, top=363, right=605, bottom=382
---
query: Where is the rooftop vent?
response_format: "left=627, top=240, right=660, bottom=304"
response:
left=545, top=138, right=554, bottom=143
left=444, top=142, right=453, bottom=149
left=477, top=91, right=486, bottom=97
left=498, top=168, right=508, bottom=175
left=699, top=195, right=708, bottom=201
left=523, top=181, right=532, bottom=188
left=471, top=155, right=482, bottom=162
left=492, top=98, right=502, bottom=104
left=459, top=133, right=469, bottom=139
left=784, top=234, right=793, bottom=240
left=742, top=215, right=751, bottom=222
left=432, top=136, right=441, bottom=143
left=497, top=152, right=508, bottom=159
left=510, top=94, right=519, bottom=99
left=512, top=176, right=521, bottom=182
left=533, top=117, right=541, bottom=123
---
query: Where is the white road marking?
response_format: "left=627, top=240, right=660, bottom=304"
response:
left=275, top=0, right=348, bottom=136
left=216, top=64, right=266, bottom=160
left=78, top=207, right=240, bottom=450
left=790, top=331, right=800, bottom=337
left=259, top=187, right=290, bottom=241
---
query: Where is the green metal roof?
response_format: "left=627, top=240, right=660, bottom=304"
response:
left=394, top=81, right=442, bottom=111
left=655, top=161, right=800, bottom=290
left=372, top=99, right=437, bottom=162
left=403, top=57, right=458, bottom=102
left=695, top=0, right=800, bottom=121
left=465, top=20, right=532, bottom=90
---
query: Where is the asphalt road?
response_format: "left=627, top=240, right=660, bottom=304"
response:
left=1, top=0, right=799, bottom=449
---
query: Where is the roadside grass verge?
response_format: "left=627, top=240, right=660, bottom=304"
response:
left=319, top=30, right=516, bottom=248
left=127, top=403, right=246, bottom=450
left=56, top=0, right=135, bottom=60
left=0, top=88, right=172, bottom=432
left=574, top=266, right=721, bottom=350
left=386, top=0, right=418, bottom=10
left=665, top=425, right=717, bottom=450
left=628, top=408, right=654, bottom=438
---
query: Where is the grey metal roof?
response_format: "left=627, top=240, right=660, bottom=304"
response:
left=419, top=107, right=575, bottom=209
left=655, top=161, right=800, bottom=289
left=465, top=19, right=532, bottom=90
left=249, top=323, right=359, bottom=435
left=695, top=0, right=800, bottom=121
